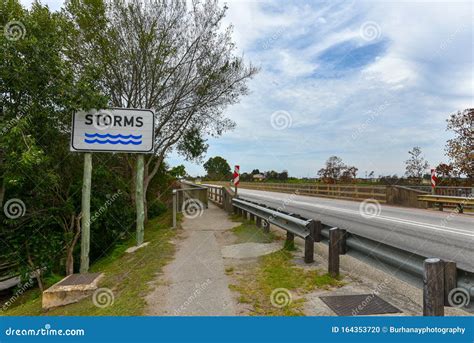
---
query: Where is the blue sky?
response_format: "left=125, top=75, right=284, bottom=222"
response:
left=22, top=0, right=473, bottom=177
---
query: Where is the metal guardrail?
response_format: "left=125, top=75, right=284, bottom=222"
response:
left=418, top=194, right=474, bottom=213
left=233, top=198, right=313, bottom=238
left=231, top=197, right=474, bottom=312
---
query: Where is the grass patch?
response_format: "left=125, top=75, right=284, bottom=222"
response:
left=231, top=221, right=276, bottom=244
left=2, top=212, right=176, bottom=316
left=229, top=250, right=343, bottom=316
left=225, top=267, right=234, bottom=275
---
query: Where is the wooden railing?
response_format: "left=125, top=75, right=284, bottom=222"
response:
left=208, top=181, right=387, bottom=203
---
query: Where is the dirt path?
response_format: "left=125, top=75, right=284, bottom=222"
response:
left=145, top=203, right=239, bottom=315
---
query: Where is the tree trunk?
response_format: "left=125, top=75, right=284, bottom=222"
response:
left=65, top=215, right=82, bottom=275
left=26, top=247, right=43, bottom=292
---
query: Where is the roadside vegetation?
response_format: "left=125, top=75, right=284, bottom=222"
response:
left=229, top=249, right=343, bottom=316
left=231, top=221, right=277, bottom=244
left=226, top=217, right=342, bottom=316
left=1, top=213, right=176, bottom=316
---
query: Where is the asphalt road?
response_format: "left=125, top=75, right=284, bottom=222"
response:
left=237, top=189, right=474, bottom=273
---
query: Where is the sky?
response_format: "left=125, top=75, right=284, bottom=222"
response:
left=21, top=0, right=473, bottom=177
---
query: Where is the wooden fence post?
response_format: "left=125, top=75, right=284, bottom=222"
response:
left=80, top=153, right=92, bottom=273
left=328, top=227, right=341, bottom=277
left=423, top=258, right=445, bottom=316
left=339, top=229, right=347, bottom=255
left=304, top=221, right=315, bottom=263
left=263, top=219, right=270, bottom=233
left=314, top=220, right=322, bottom=242
left=443, top=261, right=457, bottom=306
left=285, top=231, right=295, bottom=250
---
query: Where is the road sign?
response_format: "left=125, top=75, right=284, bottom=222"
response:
left=233, top=165, right=240, bottom=186
left=71, top=108, right=154, bottom=153
left=431, top=169, right=438, bottom=189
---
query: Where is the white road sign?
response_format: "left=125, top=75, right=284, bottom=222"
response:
left=71, top=108, right=154, bottom=153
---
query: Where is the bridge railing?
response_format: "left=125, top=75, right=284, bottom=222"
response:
left=172, top=181, right=208, bottom=228
left=204, top=184, right=235, bottom=213
left=210, top=181, right=388, bottom=203
left=231, top=196, right=474, bottom=316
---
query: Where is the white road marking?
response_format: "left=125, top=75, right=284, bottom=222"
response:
left=241, top=191, right=474, bottom=238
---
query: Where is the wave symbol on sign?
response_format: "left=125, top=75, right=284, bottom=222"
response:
left=84, top=133, right=142, bottom=145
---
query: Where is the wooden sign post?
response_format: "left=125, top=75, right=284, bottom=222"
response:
left=72, top=108, right=154, bottom=273
left=80, top=152, right=92, bottom=273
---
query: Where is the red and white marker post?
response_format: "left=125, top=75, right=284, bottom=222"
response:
left=233, top=165, right=240, bottom=195
left=431, top=168, right=438, bottom=194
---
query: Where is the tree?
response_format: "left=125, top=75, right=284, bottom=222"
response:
left=445, top=108, right=473, bottom=178
left=278, top=170, right=289, bottom=181
left=169, top=165, right=187, bottom=179
left=66, top=0, right=258, bottom=218
left=436, top=163, right=454, bottom=179
left=317, top=156, right=357, bottom=183
left=251, top=169, right=261, bottom=175
left=203, top=156, right=231, bottom=180
left=265, top=170, right=278, bottom=180
left=0, top=0, right=128, bottom=283
left=317, top=156, right=345, bottom=182
left=341, top=166, right=358, bottom=182
left=405, top=147, right=429, bottom=180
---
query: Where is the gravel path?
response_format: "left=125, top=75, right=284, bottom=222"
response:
left=145, top=202, right=239, bottom=316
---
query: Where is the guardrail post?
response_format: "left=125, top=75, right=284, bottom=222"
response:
left=314, top=220, right=322, bottom=242
left=285, top=231, right=295, bottom=250
left=443, top=261, right=457, bottom=306
left=256, top=216, right=262, bottom=228
left=249, top=213, right=255, bottom=222
left=242, top=209, right=247, bottom=220
left=423, top=258, right=444, bottom=316
left=339, top=229, right=347, bottom=255
left=328, top=227, right=341, bottom=277
left=263, top=219, right=270, bottom=233
left=304, top=221, right=315, bottom=263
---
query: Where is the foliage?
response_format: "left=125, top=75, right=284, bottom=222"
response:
left=0, top=1, right=180, bottom=286
left=147, top=200, right=167, bottom=219
left=436, top=163, right=454, bottom=179
left=317, top=156, right=358, bottom=183
left=404, top=146, right=429, bottom=180
left=445, top=108, right=473, bottom=179
left=2, top=213, right=176, bottom=316
left=229, top=249, right=342, bottom=316
left=203, top=156, right=231, bottom=180
left=66, top=0, right=258, bottom=212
